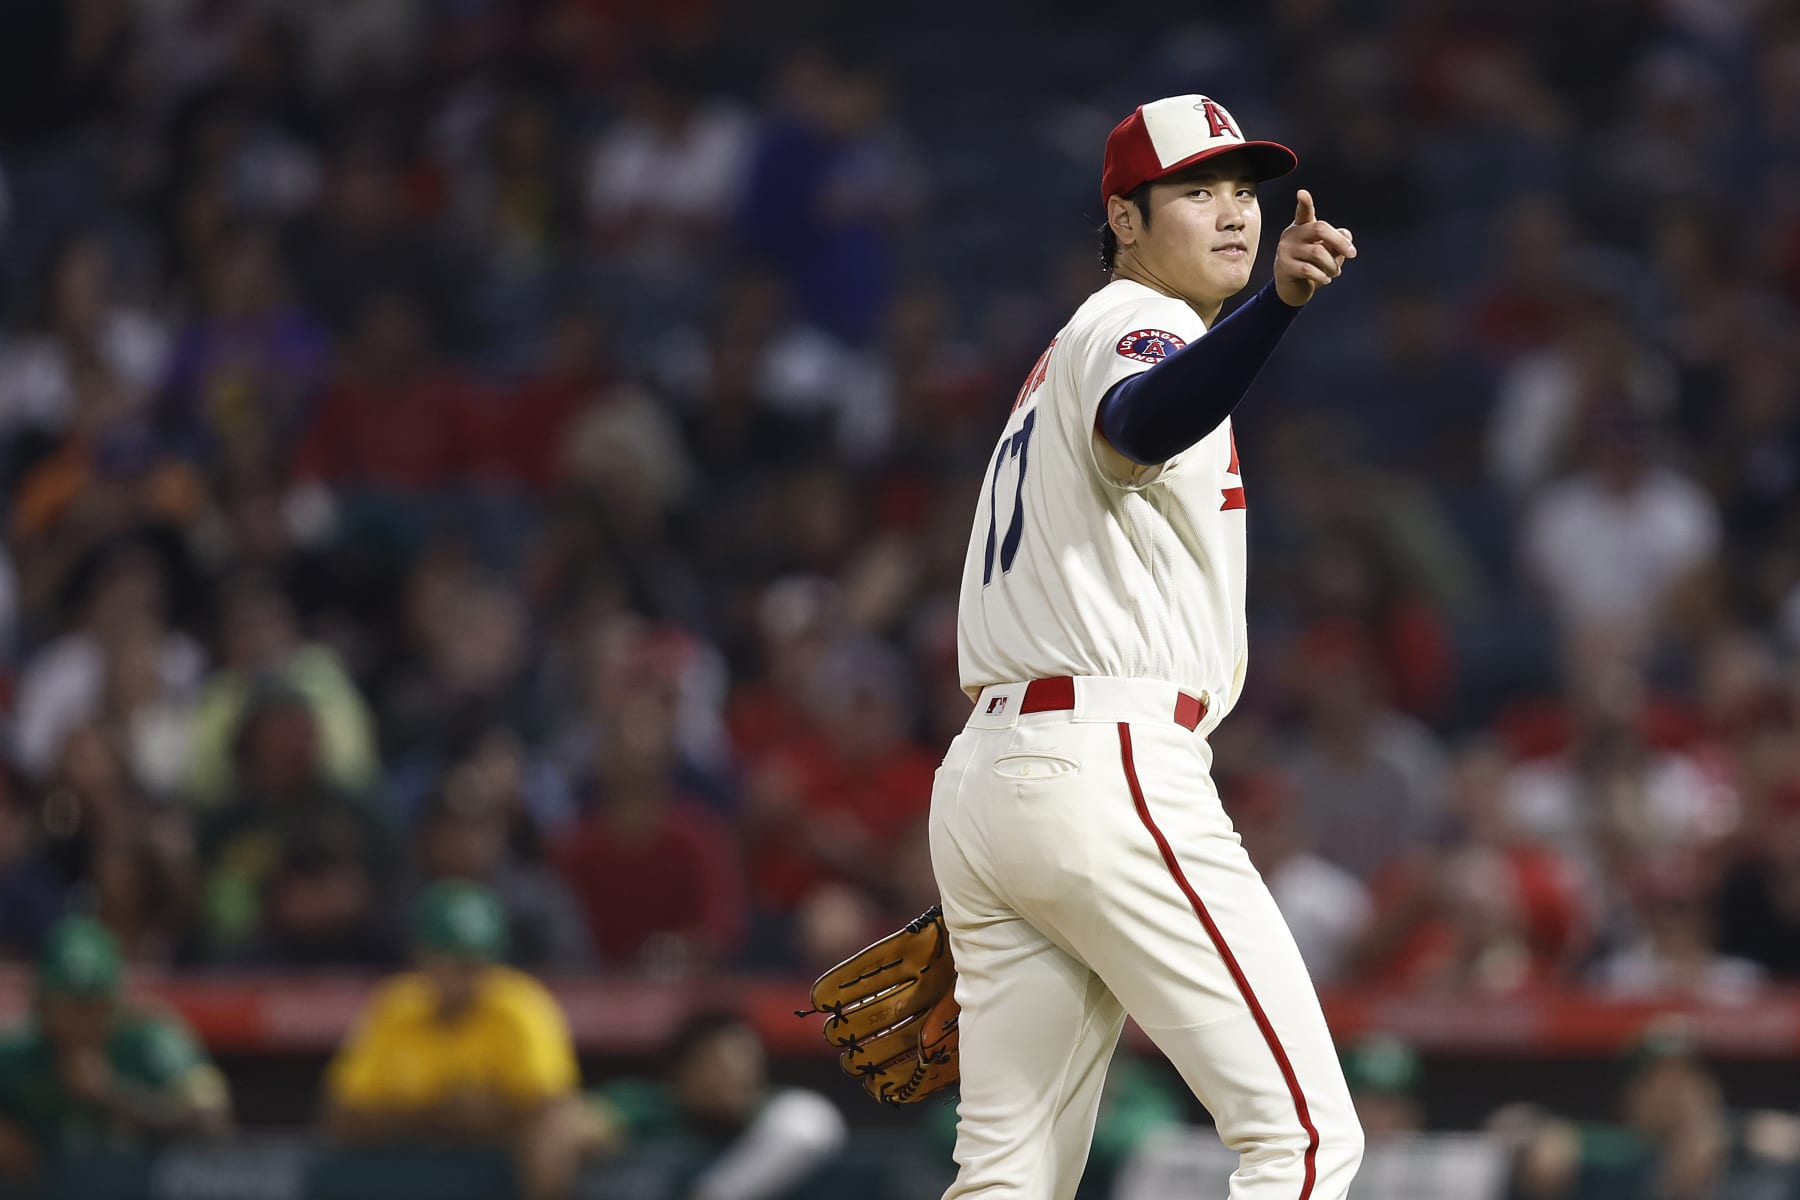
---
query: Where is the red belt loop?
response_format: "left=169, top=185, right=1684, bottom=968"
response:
left=1019, top=677, right=1206, bottom=731
left=1172, top=690, right=1205, bottom=732
left=1018, top=676, right=1075, bottom=715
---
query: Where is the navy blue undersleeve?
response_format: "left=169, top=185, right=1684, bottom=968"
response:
left=1097, top=282, right=1302, bottom=467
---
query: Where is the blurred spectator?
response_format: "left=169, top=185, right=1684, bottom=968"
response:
left=12, top=539, right=204, bottom=782
left=286, top=0, right=423, bottom=97
left=290, top=290, right=485, bottom=494
left=387, top=722, right=576, bottom=860
left=742, top=637, right=935, bottom=921
left=1714, top=782, right=1800, bottom=980
left=1499, top=1022, right=1800, bottom=1200
left=1295, top=533, right=1457, bottom=722
left=584, top=54, right=752, bottom=269
left=288, top=142, right=462, bottom=340
left=536, top=391, right=709, bottom=627
left=735, top=49, right=919, bottom=346
left=35, top=720, right=202, bottom=967
left=548, top=612, right=731, bottom=807
left=380, top=569, right=538, bottom=758
left=1486, top=299, right=1676, bottom=497
left=1467, top=196, right=1574, bottom=359
left=1328, top=287, right=1490, bottom=485
left=1340, top=1035, right=1423, bottom=1137
left=1359, top=844, right=1571, bottom=994
left=97, top=608, right=198, bottom=799
left=552, top=659, right=743, bottom=970
left=153, top=43, right=321, bottom=221
left=731, top=276, right=895, bottom=462
left=21, top=713, right=200, bottom=971
left=1586, top=51, right=1734, bottom=236
left=33, top=722, right=146, bottom=906
left=449, top=90, right=581, bottom=367
left=727, top=576, right=839, bottom=769
left=787, top=881, right=884, bottom=972
left=227, top=828, right=402, bottom=970
left=1225, top=770, right=1371, bottom=986
left=0, top=918, right=229, bottom=1181
left=412, top=780, right=591, bottom=972
left=0, top=232, right=168, bottom=456
left=1520, top=408, right=1721, bottom=640
left=158, top=221, right=331, bottom=466
left=1589, top=857, right=1764, bottom=999
left=196, top=684, right=391, bottom=954
left=0, top=776, right=64, bottom=959
left=486, top=308, right=612, bottom=494
left=1501, top=631, right=1733, bottom=876
left=588, top=1011, right=848, bottom=1200
left=1284, top=628, right=1450, bottom=882
left=449, top=91, right=576, bottom=268
left=184, top=571, right=376, bottom=808
left=1354, top=743, right=1585, bottom=993
left=324, top=882, right=598, bottom=1200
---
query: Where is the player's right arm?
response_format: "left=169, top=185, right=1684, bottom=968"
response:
left=1094, top=191, right=1355, bottom=476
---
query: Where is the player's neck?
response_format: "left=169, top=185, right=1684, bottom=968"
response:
left=1111, top=259, right=1225, bottom=326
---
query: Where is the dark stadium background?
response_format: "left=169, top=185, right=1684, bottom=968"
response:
left=1, top=0, right=1799, bottom=1196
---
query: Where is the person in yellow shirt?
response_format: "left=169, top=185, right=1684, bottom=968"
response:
left=324, top=881, right=600, bottom=1200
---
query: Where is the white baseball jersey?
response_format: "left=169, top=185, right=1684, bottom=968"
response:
left=956, top=278, right=1250, bottom=723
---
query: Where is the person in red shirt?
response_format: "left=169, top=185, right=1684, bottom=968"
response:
left=486, top=309, right=611, bottom=494
left=1351, top=744, right=1586, bottom=993
left=291, top=291, right=484, bottom=492
left=552, top=645, right=742, bottom=971
left=741, top=637, right=935, bottom=914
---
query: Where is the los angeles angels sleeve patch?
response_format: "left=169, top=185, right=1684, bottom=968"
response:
left=1115, top=329, right=1186, bottom=363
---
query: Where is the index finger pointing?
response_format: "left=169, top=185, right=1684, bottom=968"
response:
left=1293, top=189, right=1315, bottom=227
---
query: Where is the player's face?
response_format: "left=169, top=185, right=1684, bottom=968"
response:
left=1137, top=158, right=1263, bottom=307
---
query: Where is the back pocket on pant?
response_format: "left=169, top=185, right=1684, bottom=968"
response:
left=992, top=751, right=1081, bottom=781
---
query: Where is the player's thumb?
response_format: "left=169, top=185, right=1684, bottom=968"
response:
left=1293, top=189, right=1315, bottom=227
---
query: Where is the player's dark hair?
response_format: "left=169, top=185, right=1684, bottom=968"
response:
left=1098, top=182, right=1155, bottom=273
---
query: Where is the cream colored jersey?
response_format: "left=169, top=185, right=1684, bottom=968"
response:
left=956, top=278, right=1250, bottom=727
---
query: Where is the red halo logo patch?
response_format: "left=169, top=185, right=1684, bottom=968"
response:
left=1115, top=329, right=1186, bottom=363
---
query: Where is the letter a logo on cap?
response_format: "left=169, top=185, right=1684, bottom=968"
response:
left=1197, top=97, right=1238, bottom=140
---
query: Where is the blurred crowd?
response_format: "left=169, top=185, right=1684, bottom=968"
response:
left=0, top=0, right=1798, bottom=1005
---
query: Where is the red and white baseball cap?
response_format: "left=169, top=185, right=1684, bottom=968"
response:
left=1101, top=95, right=1298, bottom=207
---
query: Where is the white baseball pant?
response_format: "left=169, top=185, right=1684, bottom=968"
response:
left=928, top=676, right=1364, bottom=1199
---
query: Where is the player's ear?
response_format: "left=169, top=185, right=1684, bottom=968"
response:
left=1106, top=195, right=1138, bottom=247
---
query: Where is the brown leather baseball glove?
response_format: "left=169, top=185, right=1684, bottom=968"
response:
left=800, top=904, right=960, bottom=1104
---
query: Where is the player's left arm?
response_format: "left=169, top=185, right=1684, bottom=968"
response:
left=1097, top=190, right=1356, bottom=468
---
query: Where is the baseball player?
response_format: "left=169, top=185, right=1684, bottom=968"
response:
left=930, top=95, right=1363, bottom=1198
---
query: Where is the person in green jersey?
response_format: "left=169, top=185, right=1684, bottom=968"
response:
left=0, top=917, right=231, bottom=1180
left=1500, top=1019, right=1800, bottom=1200
left=589, top=1011, right=847, bottom=1200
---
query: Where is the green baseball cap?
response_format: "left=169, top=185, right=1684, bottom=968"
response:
left=37, top=918, right=123, bottom=998
left=1341, top=1034, right=1420, bottom=1097
left=412, top=881, right=509, bottom=963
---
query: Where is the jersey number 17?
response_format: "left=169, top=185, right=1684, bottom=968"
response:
left=982, top=409, right=1035, bottom=586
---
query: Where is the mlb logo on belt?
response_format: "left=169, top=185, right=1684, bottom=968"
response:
left=986, top=696, right=1009, bottom=715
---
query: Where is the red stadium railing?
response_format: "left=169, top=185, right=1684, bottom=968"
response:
left=3, top=969, right=1797, bottom=1057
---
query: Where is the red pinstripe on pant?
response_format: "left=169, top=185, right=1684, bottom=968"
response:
left=1116, top=722, right=1321, bottom=1199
